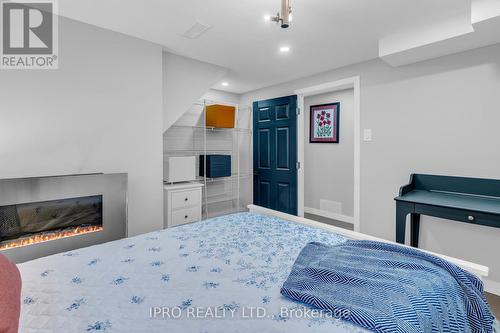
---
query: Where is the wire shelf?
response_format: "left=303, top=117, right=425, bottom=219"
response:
left=169, top=124, right=251, bottom=134
left=164, top=149, right=233, bottom=154
left=164, top=99, right=252, bottom=221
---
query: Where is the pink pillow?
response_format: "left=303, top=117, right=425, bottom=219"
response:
left=0, top=254, right=21, bottom=333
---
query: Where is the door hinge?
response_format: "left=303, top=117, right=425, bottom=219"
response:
left=296, top=162, right=301, bottom=170
left=296, top=107, right=300, bottom=115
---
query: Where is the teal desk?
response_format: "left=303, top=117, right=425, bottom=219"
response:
left=394, top=174, right=500, bottom=247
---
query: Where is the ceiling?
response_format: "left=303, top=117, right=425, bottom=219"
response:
left=59, top=0, right=473, bottom=93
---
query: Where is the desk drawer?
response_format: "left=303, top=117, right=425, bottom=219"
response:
left=171, top=189, right=201, bottom=210
left=171, top=206, right=201, bottom=227
left=415, top=204, right=500, bottom=228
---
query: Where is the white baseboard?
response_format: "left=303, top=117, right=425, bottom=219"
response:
left=484, top=278, right=500, bottom=296
left=304, top=207, right=354, bottom=224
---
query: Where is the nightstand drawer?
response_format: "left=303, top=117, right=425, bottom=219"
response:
left=171, top=189, right=201, bottom=210
left=171, top=206, right=201, bottom=227
left=164, top=183, right=204, bottom=229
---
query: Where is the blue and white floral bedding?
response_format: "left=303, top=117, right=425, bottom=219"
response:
left=18, top=213, right=369, bottom=333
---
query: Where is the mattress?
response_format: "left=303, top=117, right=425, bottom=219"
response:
left=18, top=212, right=369, bottom=333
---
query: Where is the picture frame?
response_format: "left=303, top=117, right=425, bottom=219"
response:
left=309, top=102, right=340, bottom=143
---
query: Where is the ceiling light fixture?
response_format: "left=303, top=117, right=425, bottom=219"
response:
left=279, top=46, right=290, bottom=53
left=221, top=82, right=229, bottom=86
left=267, top=0, right=292, bottom=29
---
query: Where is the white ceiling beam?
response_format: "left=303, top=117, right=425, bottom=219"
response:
left=471, top=0, right=500, bottom=24
left=379, top=16, right=474, bottom=66
left=380, top=0, right=500, bottom=67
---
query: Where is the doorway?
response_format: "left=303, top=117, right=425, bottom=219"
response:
left=295, top=77, right=361, bottom=231
left=303, top=89, right=354, bottom=229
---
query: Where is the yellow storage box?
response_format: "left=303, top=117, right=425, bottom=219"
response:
left=205, top=104, right=235, bottom=128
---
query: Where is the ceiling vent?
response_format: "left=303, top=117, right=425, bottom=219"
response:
left=181, top=22, right=212, bottom=39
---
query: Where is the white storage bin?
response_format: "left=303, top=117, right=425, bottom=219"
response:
left=164, top=156, right=196, bottom=183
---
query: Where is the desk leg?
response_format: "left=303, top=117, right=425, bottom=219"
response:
left=410, top=214, right=420, bottom=248
left=396, top=202, right=413, bottom=245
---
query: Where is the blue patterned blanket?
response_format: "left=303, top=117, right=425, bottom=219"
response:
left=19, top=213, right=369, bottom=333
left=281, top=240, right=495, bottom=333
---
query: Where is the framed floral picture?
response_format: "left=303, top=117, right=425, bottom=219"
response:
left=309, top=102, right=340, bottom=143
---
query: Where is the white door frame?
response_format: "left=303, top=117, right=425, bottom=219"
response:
left=294, top=76, right=361, bottom=232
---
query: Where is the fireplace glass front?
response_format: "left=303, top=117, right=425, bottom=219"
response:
left=0, top=195, right=103, bottom=250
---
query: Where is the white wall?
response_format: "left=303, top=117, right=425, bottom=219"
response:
left=304, top=89, right=354, bottom=217
left=0, top=17, right=164, bottom=237
left=241, top=43, right=500, bottom=294
left=203, top=89, right=241, bottom=105
left=163, top=53, right=228, bottom=131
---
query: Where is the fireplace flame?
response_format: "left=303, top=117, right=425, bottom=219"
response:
left=0, top=225, right=103, bottom=251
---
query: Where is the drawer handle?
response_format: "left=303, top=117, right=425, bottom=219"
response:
left=184, top=198, right=188, bottom=202
left=184, top=215, right=188, bottom=219
left=467, top=215, right=475, bottom=222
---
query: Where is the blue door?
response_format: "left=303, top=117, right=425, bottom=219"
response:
left=253, top=95, right=297, bottom=215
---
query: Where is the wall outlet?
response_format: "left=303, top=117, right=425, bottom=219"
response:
left=363, top=129, right=373, bottom=142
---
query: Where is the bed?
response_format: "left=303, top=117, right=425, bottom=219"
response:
left=17, top=206, right=490, bottom=333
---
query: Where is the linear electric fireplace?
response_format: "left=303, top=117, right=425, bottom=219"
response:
left=0, top=173, right=127, bottom=263
left=0, top=195, right=103, bottom=250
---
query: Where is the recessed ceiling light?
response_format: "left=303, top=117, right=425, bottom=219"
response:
left=221, top=82, right=229, bottom=86
left=264, top=14, right=271, bottom=22
left=279, top=46, right=291, bottom=53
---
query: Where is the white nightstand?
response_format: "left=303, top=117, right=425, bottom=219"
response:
left=163, top=182, right=204, bottom=228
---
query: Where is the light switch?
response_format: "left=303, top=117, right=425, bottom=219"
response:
left=363, top=129, right=372, bottom=142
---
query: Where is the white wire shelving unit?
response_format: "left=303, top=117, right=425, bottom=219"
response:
left=163, top=99, right=252, bottom=220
